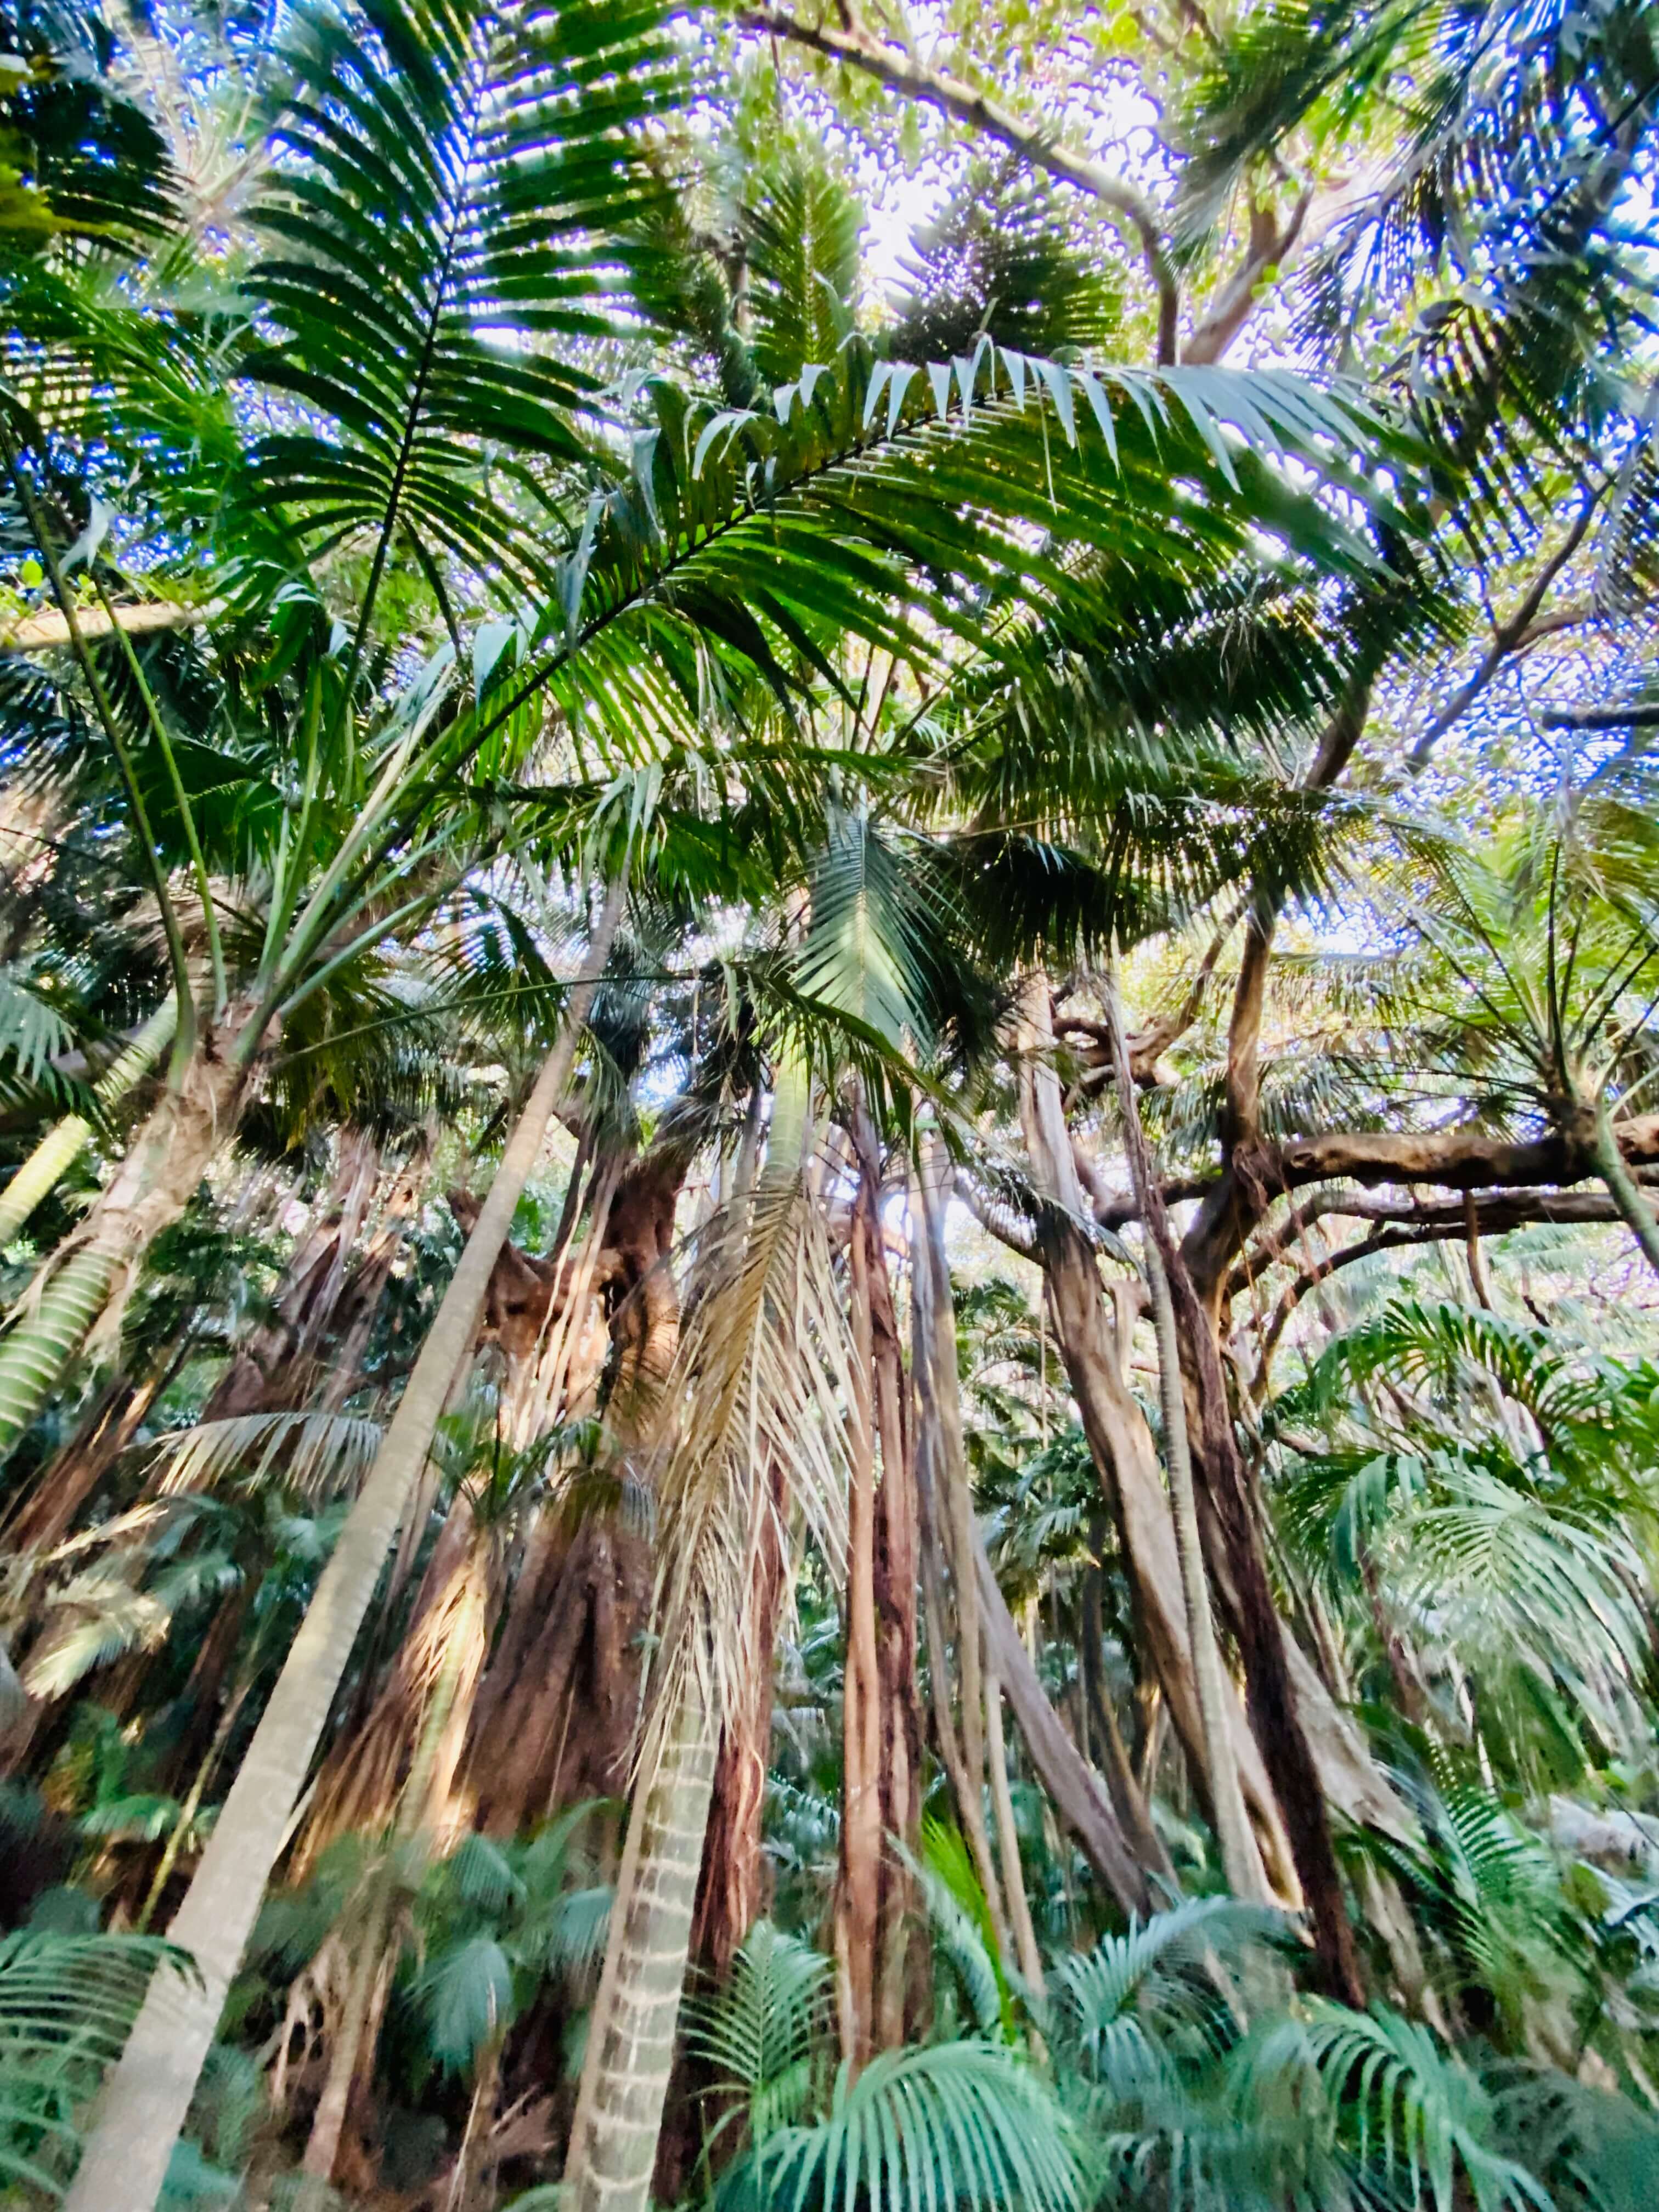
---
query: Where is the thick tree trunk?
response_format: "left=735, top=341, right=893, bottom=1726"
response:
left=1164, top=1234, right=1366, bottom=2001
left=202, top=1127, right=384, bottom=1423
left=1012, top=978, right=1301, bottom=1897
left=1107, top=978, right=1269, bottom=1904
left=62, top=881, right=626, bottom=2212
left=462, top=1142, right=688, bottom=1835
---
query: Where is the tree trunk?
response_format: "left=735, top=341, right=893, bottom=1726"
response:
left=1162, top=1244, right=1366, bottom=2003
left=983, top=1664, right=1045, bottom=1993
left=201, top=1126, right=383, bottom=1423
left=1011, top=976, right=1300, bottom=1898
left=1592, top=1099, right=1659, bottom=1282
left=0, top=1020, right=254, bottom=1465
left=691, top=1453, right=786, bottom=1976
left=0, top=997, right=178, bottom=1248
left=910, top=1156, right=1009, bottom=1944
left=834, top=1141, right=883, bottom=2071
left=1106, top=977, right=1268, bottom=1904
left=61, top=879, right=626, bottom=2212
left=835, top=1107, right=926, bottom=2067
left=562, top=1661, right=719, bottom=2212
left=972, top=1529, right=1151, bottom=1914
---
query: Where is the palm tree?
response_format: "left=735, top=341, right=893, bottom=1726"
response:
left=59, top=871, right=624, bottom=2212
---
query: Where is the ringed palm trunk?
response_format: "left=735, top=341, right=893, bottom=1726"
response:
left=60, top=879, right=626, bottom=2212
left=0, top=1019, right=251, bottom=1466
left=563, top=1660, right=719, bottom=2212
left=0, top=996, right=179, bottom=1248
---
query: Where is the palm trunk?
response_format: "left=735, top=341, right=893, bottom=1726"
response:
left=61, top=879, right=626, bottom=2212
left=0, top=1024, right=250, bottom=1466
left=0, top=998, right=178, bottom=1248
left=1592, top=1102, right=1659, bottom=1282
left=563, top=1661, right=719, bottom=2212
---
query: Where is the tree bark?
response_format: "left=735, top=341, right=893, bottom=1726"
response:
left=61, top=879, right=626, bottom=2212
left=1106, top=975, right=1269, bottom=1903
left=1591, top=1102, right=1659, bottom=1282
left=0, top=1019, right=255, bottom=1465
left=834, top=1131, right=884, bottom=2072
left=972, top=1530, right=1150, bottom=1914
left=563, top=1662, right=719, bottom=2212
left=1011, top=975, right=1301, bottom=1898
left=983, top=1663, right=1045, bottom=1994
left=0, top=997, right=178, bottom=1247
left=910, top=1154, right=1008, bottom=1941
left=834, top=1107, right=925, bottom=2064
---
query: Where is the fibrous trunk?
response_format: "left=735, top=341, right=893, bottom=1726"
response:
left=834, top=1106, right=925, bottom=2069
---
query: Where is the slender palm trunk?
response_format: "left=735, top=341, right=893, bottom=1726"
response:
left=1592, top=1102, right=1659, bottom=1282
left=61, top=880, right=626, bottom=2212
left=0, top=999, right=179, bottom=1248
left=563, top=1661, right=719, bottom=2212
left=0, top=1011, right=259, bottom=1466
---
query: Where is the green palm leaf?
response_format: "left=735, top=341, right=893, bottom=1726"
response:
left=0, top=1928, right=192, bottom=2197
left=244, top=0, right=682, bottom=600
left=763, top=2038, right=1081, bottom=2212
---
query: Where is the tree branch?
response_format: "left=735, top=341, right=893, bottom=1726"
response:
left=737, top=4, right=1181, bottom=361
left=950, top=1169, right=1039, bottom=1257
left=1541, top=702, right=1659, bottom=732
left=1408, top=488, right=1602, bottom=770
left=1183, top=190, right=1311, bottom=366
left=1, top=598, right=222, bottom=652
left=1227, top=1183, right=1638, bottom=1306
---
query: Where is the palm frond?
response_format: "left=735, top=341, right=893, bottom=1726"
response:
left=761, top=2039, right=1081, bottom=2212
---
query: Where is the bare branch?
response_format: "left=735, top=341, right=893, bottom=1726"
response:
left=1, top=599, right=222, bottom=652
left=1183, top=190, right=1311, bottom=366
left=1408, top=488, right=1603, bottom=769
left=1541, top=702, right=1659, bottom=732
